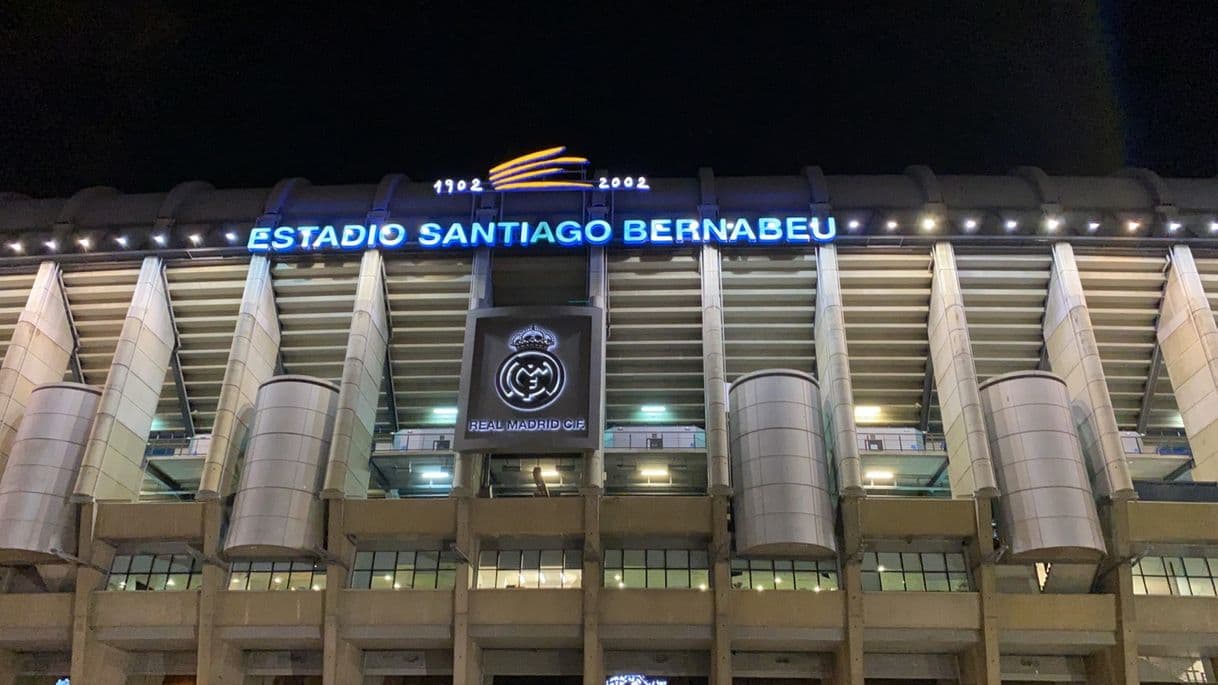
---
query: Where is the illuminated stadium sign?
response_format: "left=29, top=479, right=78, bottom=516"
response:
left=247, top=217, right=837, bottom=253
left=433, top=145, right=648, bottom=194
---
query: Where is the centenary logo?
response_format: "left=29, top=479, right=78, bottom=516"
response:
left=496, top=325, right=566, bottom=412
left=434, top=145, right=649, bottom=195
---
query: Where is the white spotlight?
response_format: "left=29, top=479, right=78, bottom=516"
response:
left=1045, top=217, right=1061, bottom=231
left=44, top=240, right=57, bottom=251
left=920, top=216, right=937, bottom=231
left=1004, top=219, right=1018, bottom=230
left=225, top=231, right=238, bottom=243
left=76, top=237, right=91, bottom=249
left=885, top=220, right=898, bottom=230
left=1168, top=221, right=1181, bottom=232
left=1088, top=221, right=1100, bottom=232
left=7, top=242, right=23, bottom=254
left=1127, top=221, right=1141, bottom=232
left=847, top=219, right=861, bottom=230
left=114, top=236, right=128, bottom=247
left=963, top=218, right=978, bottom=230
left=152, top=234, right=167, bottom=246
left=188, top=234, right=202, bottom=245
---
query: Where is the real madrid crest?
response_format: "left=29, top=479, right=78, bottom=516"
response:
left=496, top=325, right=566, bottom=411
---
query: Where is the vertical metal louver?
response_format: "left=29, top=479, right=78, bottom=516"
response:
left=606, top=250, right=704, bottom=425
left=837, top=248, right=932, bottom=427
left=269, top=259, right=360, bottom=384
left=720, top=250, right=816, bottom=382
left=384, top=254, right=472, bottom=430
left=1074, top=251, right=1175, bottom=430
left=956, top=251, right=1051, bottom=382
left=60, top=265, right=141, bottom=385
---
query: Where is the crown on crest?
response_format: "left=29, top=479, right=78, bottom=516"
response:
left=510, top=325, right=555, bottom=351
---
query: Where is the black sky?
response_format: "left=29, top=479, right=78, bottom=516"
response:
left=1, top=1, right=1215, bottom=197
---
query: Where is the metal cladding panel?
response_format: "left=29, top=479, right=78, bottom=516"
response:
left=978, top=371, right=1106, bottom=562
left=0, top=382, right=100, bottom=562
left=224, top=375, right=338, bottom=558
left=729, top=369, right=836, bottom=557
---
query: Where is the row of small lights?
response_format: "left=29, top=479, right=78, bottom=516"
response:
left=845, top=216, right=1218, bottom=235
left=5, top=231, right=243, bottom=254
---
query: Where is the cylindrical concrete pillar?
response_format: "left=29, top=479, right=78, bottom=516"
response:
left=0, top=382, right=101, bottom=563
left=728, top=369, right=836, bottom=556
left=978, top=370, right=1106, bottom=561
left=224, top=375, right=339, bottom=558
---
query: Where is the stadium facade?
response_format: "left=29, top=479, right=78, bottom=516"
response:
left=0, top=155, right=1217, bottom=684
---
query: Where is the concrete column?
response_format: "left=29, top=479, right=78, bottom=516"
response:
left=322, top=250, right=390, bottom=499
left=710, top=494, right=732, bottom=685
left=1157, top=245, right=1218, bottom=481
left=198, top=255, right=281, bottom=499
left=0, top=261, right=75, bottom=480
left=73, top=257, right=174, bottom=501
left=958, top=498, right=1000, bottom=685
left=452, top=496, right=482, bottom=685
left=582, top=492, right=603, bottom=685
left=324, top=500, right=363, bottom=684
left=0, top=649, right=18, bottom=685
left=196, top=501, right=244, bottom=684
left=1043, top=243, right=1135, bottom=499
left=1086, top=500, right=1139, bottom=685
left=701, top=245, right=731, bottom=494
left=833, top=496, right=864, bottom=685
left=69, top=502, right=126, bottom=684
left=455, top=249, right=492, bottom=497
left=586, top=246, right=608, bottom=491
left=929, top=243, right=999, bottom=498
left=815, top=245, right=864, bottom=495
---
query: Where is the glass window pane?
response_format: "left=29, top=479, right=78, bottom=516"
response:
left=106, top=573, right=126, bottom=591
left=774, top=570, right=796, bottom=589
left=925, top=573, right=949, bottom=592
left=730, top=558, right=748, bottom=572
left=861, top=552, right=878, bottom=571
left=439, top=551, right=457, bottom=570
left=417, top=551, right=440, bottom=570
left=624, top=550, right=645, bottom=568
left=110, top=555, right=131, bottom=573
left=520, top=551, right=540, bottom=570
left=519, top=569, right=540, bottom=588
left=188, top=573, right=203, bottom=589
left=437, top=570, right=455, bottom=589
left=229, top=571, right=249, bottom=590
left=414, top=571, right=437, bottom=589
left=948, top=573, right=970, bottom=591
left=1189, top=578, right=1216, bottom=597
left=496, top=571, right=516, bottom=589
left=861, top=572, right=881, bottom=591
left=750, top=559, right=773, bottom=573
left=498, top=551, right=519, bottom=570
left=151, top=556, right=171, bottom=573
left=396, top=552, right=416, bottom=570
left=793, top=560, right=814, bottom=571
left=562, top=568, right=581, bottom=588
left=312, top=574, right=326, bottom=591
left=623, top=569, right=645, bottom=588
left=877, top=552, right=901, bottom=572
left=165, top=574, right=188, bottom=590
left=540, top=550, right=563, bottom=568
left=354, top=552, right=374, bottom=570
left=1144, top=576, right=1171, bottom=595
left=288, top=572, right=315, bottom=591
left=904, top=573, right=926, bottom=592
left=248, top=572, right=272, bottom=591
left=668, top=550, right=689, bottom=569
left=1140, top=556, right=1166, bottom=575
left=538, top=568, right=559, bottom=588
left=477, top=569, right=496, bottom=589
left=371, top=572, right=395, bottom=590
left=1184, top=557, right=1209, bottom=577
left=130, top=555, right=153, bottom=573
left=880, top=571, right=905, bottom=591
left=647, top=569, right=665, bottom=588
left=691, top=551, right=709, bottom=568
left=148, top=573, right=169, bottom=590
left=478, top=551, right=496, bottom=569
left=1164, top=557, right=1186, bottom=576
left=922, top=554, right=946, bottom=572
left=819, top=572, right=839, bottom=591
left=945, top=554, right=966, bottom=572
left=604, top=549, right=622, bottom=568
left=730, top=571, right=748, bottom=589
left=794, top=571, right=817, bottom=590
left=351, top=571, right=371, bottom=589
left=667, top=569, right=691, bottom=588
left=902, top=553, right=923, bottom=571
left=646, top=550, right=665, bottom=567
left=169, top=555, right=192, bottom=573
left=565, top=550, right=582, bottom=569
left=251, top=561, right=272, bottom=572
left=691, top=569, right=709, bottom=590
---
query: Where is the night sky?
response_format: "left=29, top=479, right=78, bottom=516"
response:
left=1, top=1, right=1215, bottom=198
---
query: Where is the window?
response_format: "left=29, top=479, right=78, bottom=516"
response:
left=1133, top=556, right=1218, bottom=597
left=106, top=553, right=202, bottom=591
left=730, top=558, right=837, bottom=591
left=861, top=551, right=969, bottom=592
left=476, top=549, right=582, bottom=588
left=229, top=560, right=327, bottom=591
left=349, top=550, right=457, bottom=589
left=603, top=549, right=710, bottom=589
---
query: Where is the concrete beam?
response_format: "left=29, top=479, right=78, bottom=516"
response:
left=322, top=249, right=390, bottom=498
left=929, top=243, right=999, bottom=498
left=1043, top=243, right=1136, bottom=499
left=197, top=255, right=281, bottom=500
left=700, top=244, right=730, bottom=494
left=815, top=244, right=864, bottom=495
left=0, top=261, right=75, bottom=481
left=73, top=256, right=176, bottom=502
left=1157, top=245, right=1218, bottom=481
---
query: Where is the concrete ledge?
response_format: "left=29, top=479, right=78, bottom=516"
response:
left=0, top=593, right=72, bottom=650
left=94, top=501, right=207, bottom=542
left=1136, top=595, right=1218, bottom=654
left=469, top=589, right=581, bottom=648
left=1127, top=501, right=1218, bottom=544
left=601, top=496, right=712, bottom=541
left=92, top=591, right=200, bottom=649
left=340, top=589, right=453, bottom=649
left=996, top=593, right=1117, bottom=654
left=216, top=591, right=324, bottom=648
left=343, top=499, right=456, bottom=541
left=599, top=588, right=713, bottom=649
left=732, top=589, right=845, bottom=650
left=472, top=498, right=583, bottom=540
left=859, top=497, right=977, bottom=540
